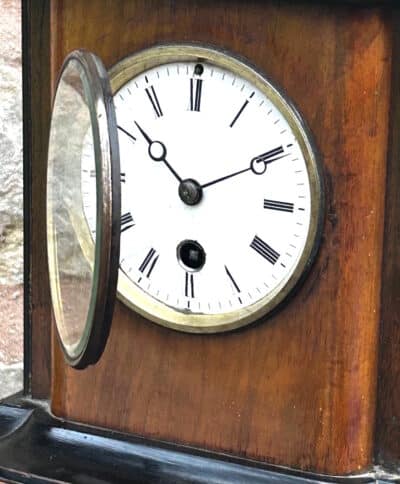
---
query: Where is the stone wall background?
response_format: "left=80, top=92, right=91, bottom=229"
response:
left=0, top=0, right=22, bottom=286
left=0, top=0, right=23, bottom=398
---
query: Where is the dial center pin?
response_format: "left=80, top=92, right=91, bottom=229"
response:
left=178, top=178, right=203, bottom=206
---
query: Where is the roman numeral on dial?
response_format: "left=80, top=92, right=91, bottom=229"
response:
left=139, top=248, right=159, bottom=277
left=254, top=146, right=284, bottom=163
left=185, top=272, right=195, bottom=298
left=190, top=79, right=203, bottom=111
left=117, top=125, right=136, bottom=143
left=250, top=235, right=280, bottom=264
left=230, top=91, right=254, bottom=127
left=120, top=212, right=135, bottom=232
left=225, top=265, right=242, bottom=304
left=264, top=199, right=294, bottom=212
left=230, top=100, right=248, bottom=128
left=145, top=85, right=163, bottom=117
left=225, top=265, right=240, bottom=292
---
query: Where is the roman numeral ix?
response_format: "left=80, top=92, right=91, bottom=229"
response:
left=190, top=78, right=203, bottom=111
left=250, top=235, right=280, bottom=265
left=264, top=199, right=294, bottom=213
left=139, top=248, right=159, bottom=278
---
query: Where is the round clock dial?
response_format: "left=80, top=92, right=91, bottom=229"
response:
left=82, top=44, right=323, bottom=333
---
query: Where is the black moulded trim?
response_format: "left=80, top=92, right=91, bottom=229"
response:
left=0, top=396, right=382, bottom=484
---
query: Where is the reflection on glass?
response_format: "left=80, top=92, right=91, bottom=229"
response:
left=47, top=58, right=96, bottom=359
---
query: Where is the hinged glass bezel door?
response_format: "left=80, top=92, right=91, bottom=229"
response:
left=47, top=50, right=120, bottom=369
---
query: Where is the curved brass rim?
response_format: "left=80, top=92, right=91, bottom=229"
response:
left=109, top=43, right=324, bottom=334
left=47, top=49, right=120, bottom=367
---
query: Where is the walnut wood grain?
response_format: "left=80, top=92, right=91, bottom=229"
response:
left=22, top=0, right=52, bottom=398
left=374, top=11, right=400, bottom=469
left=49, top=0, right=392, bottom=475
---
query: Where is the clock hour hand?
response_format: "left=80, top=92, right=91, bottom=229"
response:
left=134, top=121, right=182, bottom=183
left=201, top=146, right=288, bottom=189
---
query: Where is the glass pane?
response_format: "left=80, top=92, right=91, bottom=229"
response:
left=47, top=58, right=96, bottom=360
left=0, top=0, right=23, bottom=400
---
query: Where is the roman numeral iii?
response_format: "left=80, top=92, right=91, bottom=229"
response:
left=190, top=79, right=203, bottom=111
left=250, top=235, right=280, bottom=264
left=264, top=199, right=294, bottom=212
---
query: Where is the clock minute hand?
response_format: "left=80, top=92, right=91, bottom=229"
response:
left=201, top=166, right=251, bottom=189
left=201, top=146, right=288, bottom=189
left=134, top=121, right=182, bottom=183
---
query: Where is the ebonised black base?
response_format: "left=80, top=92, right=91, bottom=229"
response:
left=0, top=395, right=394, bottom=484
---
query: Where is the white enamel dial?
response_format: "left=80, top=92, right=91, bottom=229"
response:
left=81, top=45, right=322, bottom=333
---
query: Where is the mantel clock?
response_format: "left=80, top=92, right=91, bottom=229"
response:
left=47, top=44, right=324, bottom=361
left=2, top=1, right=400, bottom=483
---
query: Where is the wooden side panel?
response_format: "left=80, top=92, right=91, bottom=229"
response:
left=22, top=0, right=52, bottom=398
left=374, top=12, right=400, bottom=468
left=50, top=1, right=391, bottom=475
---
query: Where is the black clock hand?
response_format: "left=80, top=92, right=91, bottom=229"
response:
left=201, top=166, right=252, bottom=188
left=250, top=146, right=285, bottom=173
left=134, top=121, right=182, bottom=183
left=201, top=146, right=288, bottom=189
left=134, top=120, right=152, bottom=144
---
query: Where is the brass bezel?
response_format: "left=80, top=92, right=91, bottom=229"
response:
left=109, top=43, right=324, bottom=334
left=47, top=50, right=120, bottom=368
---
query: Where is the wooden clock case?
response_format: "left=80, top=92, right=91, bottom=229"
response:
left=1, top=0, right=400, bottom=482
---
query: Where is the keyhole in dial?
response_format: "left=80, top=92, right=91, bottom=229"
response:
left=177, top=240, right=206, bottom=271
